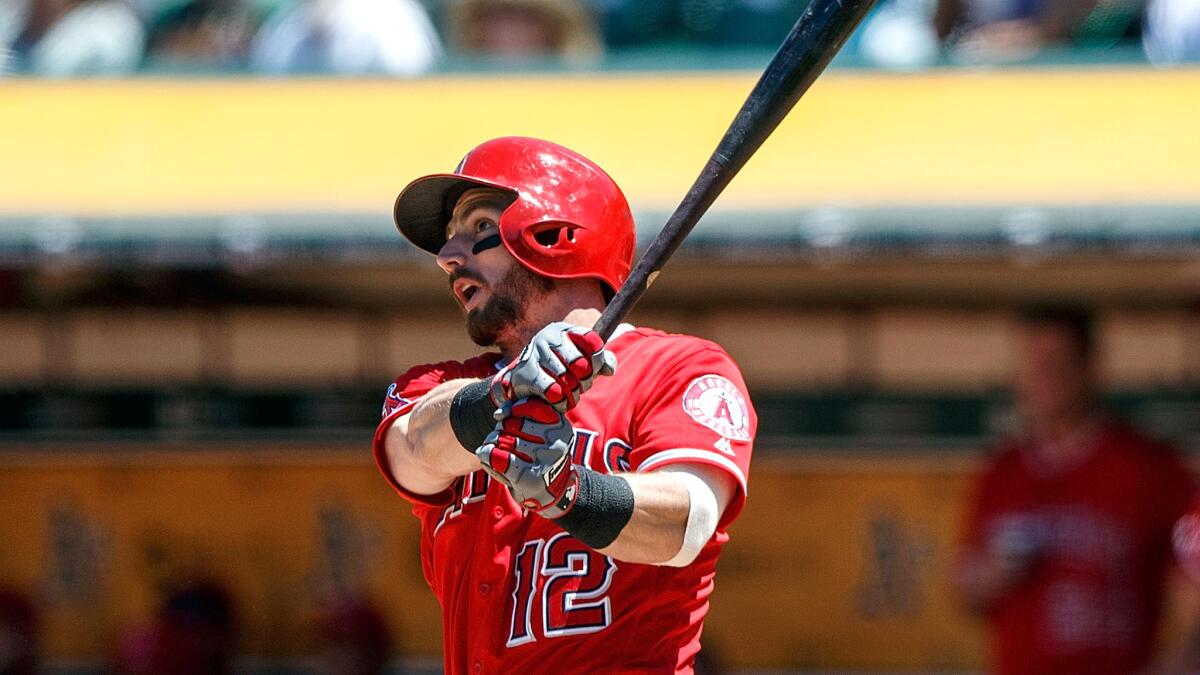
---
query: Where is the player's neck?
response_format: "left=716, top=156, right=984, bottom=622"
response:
left=1032, top=402, right=1094, bottom=440
left=496, top=283, right=605, bottom=360
left=1028, top=406, right=1098, bottom=468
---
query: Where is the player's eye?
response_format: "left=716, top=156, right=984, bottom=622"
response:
left=475, top=219, right=496, bottom=234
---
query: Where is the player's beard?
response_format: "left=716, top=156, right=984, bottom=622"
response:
left=465, top=264, right=554, bottom=347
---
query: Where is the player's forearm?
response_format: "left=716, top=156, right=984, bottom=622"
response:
left=385, top=378, right=486, bottom=494
left=597, top=472, right=691, bottom=565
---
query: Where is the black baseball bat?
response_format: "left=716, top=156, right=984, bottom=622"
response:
left=594, top=0, right=877, bottom=340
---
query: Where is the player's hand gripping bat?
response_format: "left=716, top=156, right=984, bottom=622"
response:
left=593, top=0, right=877, bottom=340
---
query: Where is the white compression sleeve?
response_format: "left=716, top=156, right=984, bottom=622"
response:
left=660, top=468, right=721, bottom=567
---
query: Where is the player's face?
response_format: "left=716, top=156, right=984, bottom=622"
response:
left=1015, top=324, right=1092, bottom=426
left=438, top=189, right=552, bottom=347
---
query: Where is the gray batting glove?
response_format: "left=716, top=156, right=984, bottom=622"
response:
left=475, top=397, right=580, bottom=515
left=490, top=321, right=617, bottom=412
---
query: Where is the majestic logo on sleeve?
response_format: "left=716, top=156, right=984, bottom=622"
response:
left=681, top=374, right=751, bottom=442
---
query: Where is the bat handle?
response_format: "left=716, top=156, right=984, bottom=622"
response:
left=594, top=226, right=669, bottom=341
left=594, top=279, right=639, bottom=341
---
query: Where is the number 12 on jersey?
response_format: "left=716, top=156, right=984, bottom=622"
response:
left=507, top=532, right=618, bottom=647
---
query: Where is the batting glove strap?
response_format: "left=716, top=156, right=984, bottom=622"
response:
left=549, top=467, right=635, bottom=550
left=449, top=380, right=498, bottom=452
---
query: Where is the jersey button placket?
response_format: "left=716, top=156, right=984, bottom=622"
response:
left=478, top=582, right=491, bottom=595
left=473, top=662, right=482, bottom=674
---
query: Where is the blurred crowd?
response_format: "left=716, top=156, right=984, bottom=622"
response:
left=0, top=0, right=1195, bottom=77
left=861, top=0, right=1200, bottom=66
left=0, top=581, right=394, bottom=675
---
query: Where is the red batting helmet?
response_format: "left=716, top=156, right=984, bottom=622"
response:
left=393, top=136, right=636, bottom=295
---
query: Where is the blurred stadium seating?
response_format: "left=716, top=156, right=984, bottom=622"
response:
left=1, top=0, right=1197, bottom=75
left=0, top=0, right=1198, bottom=672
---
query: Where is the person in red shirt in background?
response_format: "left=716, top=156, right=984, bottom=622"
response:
left=955, top=307, right=1198, bottom=675
left=0, top=588, right=38, bottom=675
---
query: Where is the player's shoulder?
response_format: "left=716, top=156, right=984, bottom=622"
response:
left=395, top=352, right=502, bottom=384
left=613, top=325, right=735, bottom=362
left=979, top=438, right=1030, bottom=480
left=459, top=352, right=505, bottom=374
left=1101, top=418, right=1168, bottom=450
left=1101, top=418, right=1188, bottom=472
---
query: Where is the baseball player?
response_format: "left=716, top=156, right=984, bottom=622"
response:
left=374, top=136, right=756, bottom=674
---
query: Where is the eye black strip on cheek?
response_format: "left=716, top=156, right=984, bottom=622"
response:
left=472, top=234, right=502, bottom=255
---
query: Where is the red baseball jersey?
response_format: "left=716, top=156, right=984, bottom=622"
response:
left=959, top=420, right=1195, bottom=675
left=373, top=326, right=756, bottom=675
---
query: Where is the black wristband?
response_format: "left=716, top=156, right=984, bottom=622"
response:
left=448, top=380, right=497, bottom=452
left=552, top=467, right=635, bottom=550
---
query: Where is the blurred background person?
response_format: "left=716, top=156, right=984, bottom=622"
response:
left=445, top=0, right=602, bottom=65
left=676, top=0, right=809, bottom=45
left=0, top=0, right=144, bottom=76
left=112, top=579, right=237, bottom=675
left=249, top=0, right=440, bottom=75
left=313, top=594, right=392, bottom=675
left=933, top=0, right=1144, bottom=60
left=0, top=588, right=38, bottom=675
left=955, top=307, right=1198, bottom=675
left=585, top=0, right=676, bottom=48
left=857, top=0, right=942, bottom=69
left=141, top=0, right=260, bottom=71
left=1142, top=0, right=1200, bottom=63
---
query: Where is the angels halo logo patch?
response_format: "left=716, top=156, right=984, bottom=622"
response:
left=682, top=375, right=751, bottom=441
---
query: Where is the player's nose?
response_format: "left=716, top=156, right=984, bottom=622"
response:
left=436, top=235, right=470, bottom=274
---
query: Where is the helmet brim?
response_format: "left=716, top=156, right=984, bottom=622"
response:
left=393, top=174, right=517, bottom=254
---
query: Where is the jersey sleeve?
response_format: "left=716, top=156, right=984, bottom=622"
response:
left=372, top=358, right=492, bottom=510
left=952, top=447, right=1019, bottom=614
left=628, top=343, right=756, bottom=529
